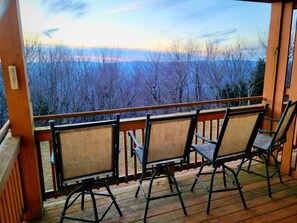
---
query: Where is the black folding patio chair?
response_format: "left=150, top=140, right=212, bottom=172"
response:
left=191, top=108, right=265, bottom=214
left=128, top=110, right=199, bottom=222
left=49, top=115, right=122, bottom=223
left=237, top=100, right=297, bottom=197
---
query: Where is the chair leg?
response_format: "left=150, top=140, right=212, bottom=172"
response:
left=260, top=153, right=272, bottom=198
left=191, top=161, right=208, bottom=191
left=237, top=156, right=253, bottom=176
left=236, top=157, right=246, bottom=176
left=144, top=170, right=158, bottom=222
left=207, top=167, right=217, bottom=214
left=247, top=158, right=253, bottom=172
left=222, top=166, right=227, bottom=188
left=136, top=173, right=145, bottom=198
left=104, top=184, right=122, bottom=217
left=87, top=186, right=99, bottom=222
left=225, top=165, right=247, bottom=210
left=167, top=173, right=173, bottom=192
left=81, top=189, right=85, bottom=210
left=60, top=185, right=84, bottom=223
left=167, top=170, right=187, bottom=215
left=272, top=153, right=283, bottom=184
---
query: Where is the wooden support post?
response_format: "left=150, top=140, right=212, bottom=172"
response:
left=263, top=2, right=294, bottom=175
left=287, top=1, right=297, bottom=177
left=0, top=0, right=42, bottom=220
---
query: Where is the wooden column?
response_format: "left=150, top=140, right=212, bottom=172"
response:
left=0, top=0, right=42, bottom=220
left=263, top=2, right=294, bottom=174
left=287, top=3, right=297, bottom=178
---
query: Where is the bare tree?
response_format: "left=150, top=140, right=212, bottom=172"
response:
left=0, top=63, right=8, bottom=127
left=93, top=48, right=124, bottom=115
left=250, top=29, right=268, bottom=61
left=203, top=41, right=226, bottom=101
left=140, top=52, right=166, bottom=106
left=185, top=40, right=205, bottom=102
left=24, top=32, right=42, bottom=64
left=163, top=40, right=192, bottom=107
left=222, top=41, right=253, bottom=104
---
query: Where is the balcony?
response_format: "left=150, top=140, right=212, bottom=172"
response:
left=2, top=97, right=297, bottom=222
left=1, top=0, right=297, bottom=222
left=29, top=165, right=297, bottom=223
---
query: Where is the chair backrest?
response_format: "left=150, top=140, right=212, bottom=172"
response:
left=214, top=109, right=264, bottom=162
left=144, top=110, right=199, bottom=165
left=273, top=100, right=297, bottom=145
left=49, top=115, right=120, bottom=190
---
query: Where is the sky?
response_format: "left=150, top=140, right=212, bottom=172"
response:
left=17, top=0, right=271, bottom=61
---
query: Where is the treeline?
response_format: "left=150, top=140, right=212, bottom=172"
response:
left=0, top=36, right=266, bottom=127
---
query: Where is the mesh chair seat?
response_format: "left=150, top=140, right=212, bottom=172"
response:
left=192, top=143, right=216, bottom=162
left=253, top=133, right=273, bottom=152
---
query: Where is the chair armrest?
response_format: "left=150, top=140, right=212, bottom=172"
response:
left=194, top=132, right=217, bottom=144
left=50, top=152, right=55, bottom=164
left=128, top=131, right=143, bottom=157
left=258, top=129, right=276, bottom=134
left=264, top=117, right=280, bottom=122
left=260, top=117, right=278, bottom=134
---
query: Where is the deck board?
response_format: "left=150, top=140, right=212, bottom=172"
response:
left=26, top=163, right=297, bottom=223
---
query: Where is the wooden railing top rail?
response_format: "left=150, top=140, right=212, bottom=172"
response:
left=0, top=135, right=21, bottom=195
left=34, top=104, right=265, bottom=138
left=33, top=96, right=263, bottom=121
left=0, top=120, right=10, bottom=143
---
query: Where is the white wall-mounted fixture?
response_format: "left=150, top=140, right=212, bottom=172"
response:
left=8, top=65, right=19, bottom=90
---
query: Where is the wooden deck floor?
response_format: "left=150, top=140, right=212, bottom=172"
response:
left=27, top=163, right=297, bottom=223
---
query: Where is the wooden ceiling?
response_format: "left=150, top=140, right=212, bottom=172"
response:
left=240, top=0, right=297, bottom=9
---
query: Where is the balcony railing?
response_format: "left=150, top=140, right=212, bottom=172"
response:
left=2, top=95, right=297, bottom=222
left=34, top=96, right=271, bottom=200
left=0, top=120, right=25, bottom=223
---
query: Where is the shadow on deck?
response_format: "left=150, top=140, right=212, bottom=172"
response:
left=27, top=163, right=297, bottom=223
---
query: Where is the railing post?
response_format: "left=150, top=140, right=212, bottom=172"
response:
left=0, top=0, right=43, bottom=219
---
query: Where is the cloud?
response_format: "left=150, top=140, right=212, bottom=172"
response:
left=211, top=38, right=231, bottom=44
left=43, top=28, right=60, bottom=39
left=185, top=2, right=235, bottom=25
left=200, top=28, right=237, bottom=39
left=149, top=0, right=192, bottom=11
left=103, top=0, right=190, bottom=16
left=42, top=0, right=88, bottom=17
left=104, top=2, right=144, bottom=15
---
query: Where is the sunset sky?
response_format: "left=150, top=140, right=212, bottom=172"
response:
left=18, top=0, right=271, bottom=60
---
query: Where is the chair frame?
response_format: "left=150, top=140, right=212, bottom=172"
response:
left=128, top=110, right=199, bottom=222
left=237, top=100, right=297, bottom=197
left=49, top=115, right=122, bottom=223
left=191, top=108, right=265, bottom=214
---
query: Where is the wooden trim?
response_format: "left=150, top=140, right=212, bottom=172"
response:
left=0, top=198, right=6, bottom=223
left=12, top=164, right=22, bottom=219
left=0, top=136, right=20, bottom=195
left=4, top=189, right=13, bottom=223
left=15, top=160, right=24, bottom=213
left=33, top=96, right=263, bottom=121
